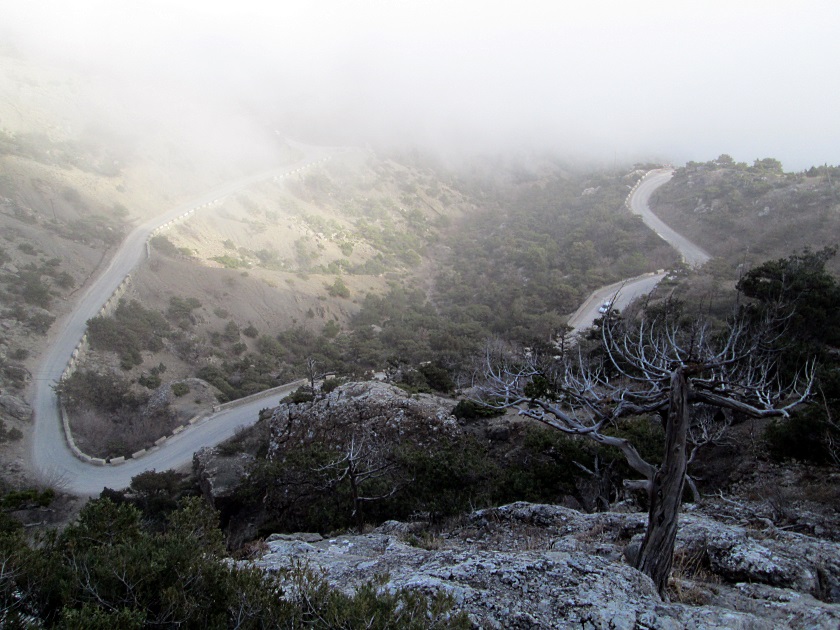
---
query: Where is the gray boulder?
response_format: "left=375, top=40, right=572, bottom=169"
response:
left=193, top=446, right=254, bottom=505
left=675, top=513, right=840, bottom=602
left=0, top=394, right=32, bottom=421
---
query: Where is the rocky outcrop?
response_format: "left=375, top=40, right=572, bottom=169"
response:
left=253, top=502, right=840, bottom=628
left=674, top=514, right=840, bottom=603
left=0, top=394, right=32, bottom=421
left=193, top=447, right=254, bottom=505
left=193, top=381, right=465, bottom=544
left=267, top=381, right=461, bottom=461
left=256, top=532, right=680, bottom=629
left=193, top=446, right=259, bottom=547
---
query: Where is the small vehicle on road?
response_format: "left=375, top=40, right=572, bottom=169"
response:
left=598, top=300, right=613, bottom=314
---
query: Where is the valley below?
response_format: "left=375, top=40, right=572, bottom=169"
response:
left=1, top=47, right=839, bottom=630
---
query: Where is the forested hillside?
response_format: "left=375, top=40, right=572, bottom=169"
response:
left=60, top=153, right=678, bottom=457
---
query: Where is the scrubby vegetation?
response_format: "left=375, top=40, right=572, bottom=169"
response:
left=68, top=157, right=840, bottom=466
left=87, top=299, right=171, bottom=369
left=239, top=420, right=666, bottom=537
left=736, top=247, right=840, bottom=467
left=56, top=370, right=174, bottom=457
left=0, top=495, right=468, bottom=628
left=214, top=242, right=840, bottom=543
left=653, top=155, right=840, bottom=271
left=5, top=141, right=840, bottom=624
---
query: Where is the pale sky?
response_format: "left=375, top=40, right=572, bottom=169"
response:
left=2, top=0, right=839, bottom=169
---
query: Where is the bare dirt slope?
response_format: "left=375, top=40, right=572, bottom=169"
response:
left=124, top=150, right=473, bottom=346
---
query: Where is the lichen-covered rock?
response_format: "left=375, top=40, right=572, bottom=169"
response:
left=252, top=502, right=840, bottom=628
left=674, top=513, right=840, bottom=602
left=256, top=532, right=669, bottom=628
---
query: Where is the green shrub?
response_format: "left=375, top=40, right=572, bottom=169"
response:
left=223, top=321, right=240, bottom=342
left=87, top=299, right=170, bottom=367
left=397, top=369, right=431, bottom=394
left=282, top=386, right=315, bottom=404
left=61, top=186, right=82, bottom=203
left=321, top=378, right=343, bottom=393
left=765, top=411, right=837, bottom=465
left=1, top=487, right=55, bottom=510
left=150, top=234, right=178, bottom=256
left=0, top=497, right=468, bottom=628
left=211, top=254, right=244, bottom=269
left=166, top=296, right=202, bottom=327
left=196, top=366, right=235, bottom=402
left=54, top=270, right=75, bottom=288
left=138, top=372, right=161, bottom=389
left=9, top=348, right=29, bottom=361
left=19, top=271, right=52, bottom=308
left=171, top=382, right=190, bottom=397
left=452, top=399, right=505, bottom=421
left=28, top=311, right=55, bottom=333
left=327, top=277, right=350, bottom=298
left=322, top=320, right=340, bottom=338
left=57, top=370, right=147, bottom=414
left=419, top=363, right=455, bottom=393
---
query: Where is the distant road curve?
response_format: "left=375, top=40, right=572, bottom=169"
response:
left=569, top=168, right=707, bottom=333
left=30, top=143, right=335, bottom=496
left=567, top=271, right=666, bottom=334
left=628, top=169, right=711, bottom=269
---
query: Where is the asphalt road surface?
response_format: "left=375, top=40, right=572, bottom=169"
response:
left=567, top=271, right=666, bottom=334
left=628, top=169, right=711, bottom=269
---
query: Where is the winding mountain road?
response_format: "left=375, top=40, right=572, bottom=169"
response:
left=30, top=160, right=704, bottom=496
left=628, top=169, right=711, bottom=269
left=567, top=168, right=709, bottom=333
left=31, top=145, right=333, bottom=495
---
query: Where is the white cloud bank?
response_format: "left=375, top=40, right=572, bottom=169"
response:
left=2, top=0, right=839, bottom=169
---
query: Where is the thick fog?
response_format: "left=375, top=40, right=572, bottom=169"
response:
left=2, top=0, right=839, bottom=170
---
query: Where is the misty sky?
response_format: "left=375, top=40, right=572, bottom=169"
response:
left=3, top=0, right=839, bottom=170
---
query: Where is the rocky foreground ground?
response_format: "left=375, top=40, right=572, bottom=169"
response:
left=253, top=502, right=840, bottom=629
left=189, top=381, right=840, bottom=627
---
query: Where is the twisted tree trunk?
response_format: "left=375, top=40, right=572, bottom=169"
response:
left=635, top=369, right=690, bottom=599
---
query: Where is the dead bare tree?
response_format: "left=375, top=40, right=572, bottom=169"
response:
left=480, top=312, right=813, bottom=598
left=315, top=432, right=400, bottom=531
left=305, top=356, right=318, bottom=393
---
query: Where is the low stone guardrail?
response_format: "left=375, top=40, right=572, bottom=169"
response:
left=59, top=379, right=308, bottom=466
left=623, top=168, right=656, bottom=211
